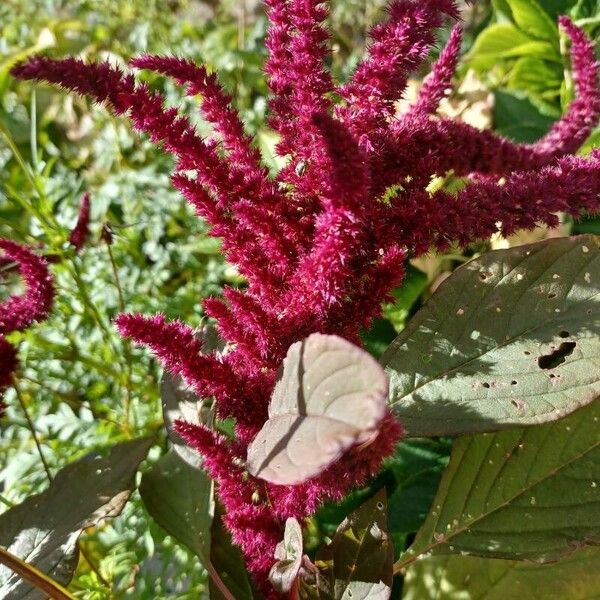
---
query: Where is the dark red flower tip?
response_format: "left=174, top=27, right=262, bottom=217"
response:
left=0, top=336, right=18, bottom=417
left=69, top=192, right=92, bottom=252
left=0, top=239, right=54, bottom=335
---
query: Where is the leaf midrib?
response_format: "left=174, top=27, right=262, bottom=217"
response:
left=394, top=413, right=600, bottom=572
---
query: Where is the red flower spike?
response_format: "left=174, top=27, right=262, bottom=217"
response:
left=69, top=192, right=92, bottom=252
left=0, top=336, right=18, bottom=417
left=406, top=24, right=463, bottom=119
left=0, top=240, right=54, bottom=335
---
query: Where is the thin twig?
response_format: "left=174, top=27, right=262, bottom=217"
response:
left=14, top=383, right=53, bottom=483
left=105, top=239, right=134, bottom=435
left=78, top=542, right=111, bottom=588
left=206, top=560, right=237, bottom=600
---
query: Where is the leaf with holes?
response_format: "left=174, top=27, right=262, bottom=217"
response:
left=247, top=334, right=388, bottom=485
left=383, top=236, right=600, bottom=437
left=394, top=397, right=600, bottom=569
left=301, top=490, right=394, bottom=600
left=0, top=437, right=153, bottom=599
left=402, top=547, right=600, bottom=600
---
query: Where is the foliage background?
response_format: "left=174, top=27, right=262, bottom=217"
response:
left=0, top=0, right=598, bottom=598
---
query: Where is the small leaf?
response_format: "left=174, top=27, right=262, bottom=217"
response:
left=506, top=0, right=559, bottom=41
left=0, top=437, right=153, bottom=599
left=139, top=449, right=214, bottom=563
left=383, top=236, right=600, bottom=437
left=403, top=547, right=600, bottom=600
left=302, top=490, right=393, bottom=600
left=269, top=518, right=304, bottom=593
left=396, top=398, right=600, bottom=568
left=468, top=23, right=532, bottom=70
left=247, top=334, right=388, bottom=485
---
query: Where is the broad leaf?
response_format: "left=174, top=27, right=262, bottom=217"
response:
left=507, top=0, right=559, bottom=41
left=403, top=547, right=600, bottom=600
left=395, top=398, right=600, bottom=569
left=139, top=449, right=214, bottom=562
left=210, top=503, right=255, bottom=600
left=386, top=439, right=451, bottom=554
left=383, top=236, right=600, bottom=437
left=269, top=518, right=304, bottom=593
left=302, top=490, right=393, bottom=600
left=0, top=437, right=153, bottom=599
left=468, top=23, right=533, bottom=70
left=247, top=334, right=388, bottom=485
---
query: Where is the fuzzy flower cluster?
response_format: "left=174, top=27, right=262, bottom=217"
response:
left=0, top=240, right=54, bottom=415
left=12, top=1, right=600, bottom=594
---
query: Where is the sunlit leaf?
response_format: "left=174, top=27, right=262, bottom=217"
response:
left=0, top=437, right=153, bottom=599
left=384, top=236, right=600, bottom=437
left=269, top=518, right=304, bottom=593
left=396, top=398, right=600, bottom=567
left=403, top=547, right=600, bottom=600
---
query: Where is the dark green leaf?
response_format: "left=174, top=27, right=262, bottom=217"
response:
left=387, top=440, right=452, bottom=554
left=384, top=236, right=600, bottom=437
left=209, top=503, right=255, bottom=600
left=0, top=437, right=153, bottom=599
left=493, top=91, right=554, bottom=142
left=303, top=490, right=394, bottom=600
left=396, top=398, right=600, bottom=568
left=139, top=449, right=213, bottom=562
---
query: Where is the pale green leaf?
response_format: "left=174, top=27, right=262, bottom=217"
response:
left=0, top=438, right=153, bottom=599
left=384, top=236, right=600, bottom=437
left=507, top=0, right=559, bottom=41
left=403, top=547, right=600, bottom=600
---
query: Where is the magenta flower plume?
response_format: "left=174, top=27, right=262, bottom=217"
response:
left=0, top=240, right=54, bottom=335
left=69, top=192, right=91, bottom=252
left=12, top=1, right=600, bottom=593
left=0, top=336, right=18, bottom=417
left=0, top=240, right=54, bottom=416
left=406, top=24, right=463, bottom=118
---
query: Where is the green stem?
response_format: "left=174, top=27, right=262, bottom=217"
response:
left=105, top=241, right=133, bottom=435
left=14, top=383, right=53, bottom=483
left=78, top=542, right=111, bottom=589
left=30, top=90, right=38, bottom=171
left=0, top=493, right=15, bottom=509
left=68, top=259, right=120, bottom=357
left=0, top=546, right=78, bottom=600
